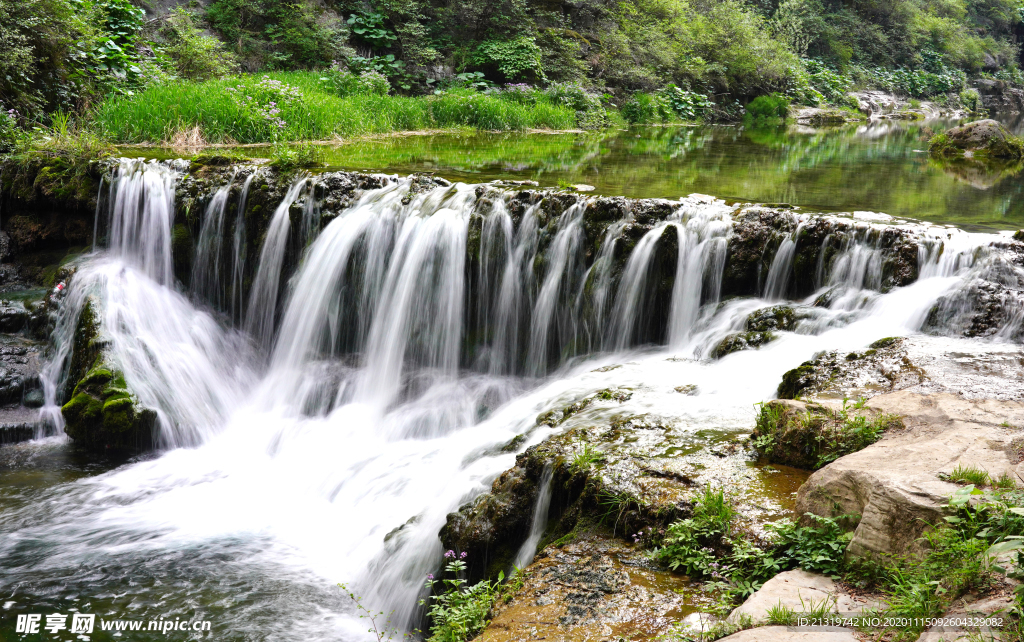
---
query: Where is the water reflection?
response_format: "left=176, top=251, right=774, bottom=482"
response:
left=126, top=121, right=1024, bottom=229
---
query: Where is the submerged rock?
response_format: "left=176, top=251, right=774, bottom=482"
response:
left=710, top=305, right=803, bottom=358
left=776, top=336, right=925, bottom=399
left=441, top=388, right=795, bottom=583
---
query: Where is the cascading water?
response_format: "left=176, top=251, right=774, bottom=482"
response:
left=3, top=160, right=1022, bottom=641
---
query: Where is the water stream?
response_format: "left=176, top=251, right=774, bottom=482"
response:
left=1, top=158, right=1022, bottom=640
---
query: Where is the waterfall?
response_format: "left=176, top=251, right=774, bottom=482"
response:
left=512, top=465, right=553, bottom=570
left=763, top=227, right=801, bottom=300
left=192, top=171, right=236, bottom=308
left=230, top=171, right=256, bottom=324
left=245, top=175, right=308, bottom=352
left=488, top=202, right=540, bottom=375
left=106, top=159, right=179, bottom=284
left=526, top=200, right=586, bottom=376
left=15, top=163, right=1024, bottom=642
left=667, top=199, right=732, bottom=346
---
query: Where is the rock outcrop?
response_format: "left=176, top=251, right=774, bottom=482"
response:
left=971, top=79, right=1024, bottom=114
left=795, top=390, right=1024, bottom=558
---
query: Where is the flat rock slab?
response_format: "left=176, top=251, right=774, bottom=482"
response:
left=797, top=390, right=1024, bottom=558
left=718, top=626, right=858, bottom=641
left=728, top=570, right=882, bottom=625
left=477, top=534, right=698, bottom=642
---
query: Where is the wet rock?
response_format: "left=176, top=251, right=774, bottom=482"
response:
left=62, top=358, right=156, bottom=451
left=796, top=390, right=1024, bottom=558
left=710, top=305, right=804, bottom=358
left=59, top=295, right=156, bottom=451
left=751, top=398, right=903, bottom=470
left=930, top=120, right=1024, bottom=160
left=776, top=337, right=925, bottom=400
left=477, top=534, right=693, bottom=642
left=441, top=388, right=793, bottom=583
left=924, top=260, right=1024, bottom=341
left=711, top=331, right=776, bottom=359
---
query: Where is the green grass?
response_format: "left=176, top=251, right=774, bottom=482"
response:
left=91, top=71, right=577, bottom=144
left=946, top=464, right=991, bottom=486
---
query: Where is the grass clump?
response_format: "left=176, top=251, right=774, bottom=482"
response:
left=91, top=72, right=579, bottom=144
left=570, top=440, right=604, bottom=472
left=752, top=398, right=902, bottom=470
left=945, top=463, right=991, bottom=486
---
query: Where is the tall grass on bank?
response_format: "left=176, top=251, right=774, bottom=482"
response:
left=91, top=71, right=577, bottom=144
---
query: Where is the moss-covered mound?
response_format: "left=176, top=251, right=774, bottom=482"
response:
left=752, top=399, right=902, bottom=470
left=929, top=120, right=1024, bottom=160
left=62, top=359, right=156, bottom=450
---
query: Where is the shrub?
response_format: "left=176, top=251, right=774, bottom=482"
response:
left=162, top=9, right=238, bottom=82
left=746, top=93, right=791, bottom=120
left=621, top=93, right=659, bottom=124
left=959, top=88, right=981, bottom=111
left=474, top=37, right=544, bottom=82
left=657, top=85, right=713, bottom=120
left=346, top=11, right=396, bottom=50
left=544, top=81, right=608, bottom=128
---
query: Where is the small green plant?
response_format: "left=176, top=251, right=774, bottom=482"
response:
left=474, top=37, right=544, bottom=81
left=752, top=400, right=899, bottom=470
left=766, top=601, right=796, bottom=625
left=339, top=583, right=400, bottom=642
left=946, top=464, right=991, bottom=486
left=421, top=551, right=500, bottom=642
left=571, top=440, right=603, bottom=472
left=269, top=141, right=324, bottom=169
left=346, top=12, right=397, bottom=50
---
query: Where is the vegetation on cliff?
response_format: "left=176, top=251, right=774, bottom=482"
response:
left=1, top=0, right=1024, bottom=146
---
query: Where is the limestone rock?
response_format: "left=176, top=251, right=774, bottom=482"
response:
left=718, top=627, right=858, bottom=642
left=796, top=390, right=1024, bottom=558
left=728, top=569, right=879, bottom=624
left=931, top=120, right=1024, bottom=160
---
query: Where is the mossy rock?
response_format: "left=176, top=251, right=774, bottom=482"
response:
left=1014, top=230, right=1024, bottom=243
left=710, top=330, right=775, bottom=358
left=61, top=358, right=156, bottom=450
left=777, top=361, right=819, bottom=399
left=929, top=120, right=1024, bottom=160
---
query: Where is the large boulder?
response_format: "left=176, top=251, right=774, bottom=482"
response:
left=930, top=120, right=1024, bottom=160
left=796, top=390, right=1024, bottom=558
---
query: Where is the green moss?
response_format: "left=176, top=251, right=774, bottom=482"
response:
left=778, top=362, right=817, bottom=399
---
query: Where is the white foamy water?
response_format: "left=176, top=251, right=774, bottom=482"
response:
left=2, top=160, right=1022, bottom=640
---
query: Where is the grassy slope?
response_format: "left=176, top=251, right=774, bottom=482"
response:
left=92, top=72, right=578, bottom=144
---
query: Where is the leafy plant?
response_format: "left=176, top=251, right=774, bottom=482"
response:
left=339, top=583, right=399, bottom=642
left=421, top=552, right=500, bottom=642
left=347, top=12, right=397, bottom=50
left=745, top=93, right=791, bottom=123
left=162, top=8, right=238, bottom=82
left=751, top=400, right=899, bottom=469
left=474, top=37, right=544, bottom=81
left=269, top=141, right=324, bottom=170
left=571, top=440, right=603, bottom=472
